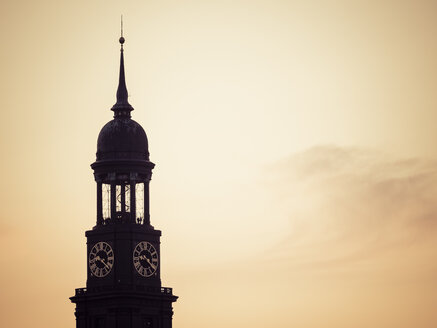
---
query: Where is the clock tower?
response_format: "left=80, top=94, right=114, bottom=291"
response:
left=70, top=35, right=178, bottom=328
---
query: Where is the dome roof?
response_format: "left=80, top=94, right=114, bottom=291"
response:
left=96, top=118, right=149, bottom=161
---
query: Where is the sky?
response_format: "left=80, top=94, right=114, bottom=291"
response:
left=1, top=0, right=437, bottom=327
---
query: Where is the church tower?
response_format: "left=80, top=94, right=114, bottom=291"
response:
left=70, top=34, right=178, bottom=328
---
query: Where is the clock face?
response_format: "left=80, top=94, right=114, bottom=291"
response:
left=133, top=241, right=159, bottom=277
left=89, top=242, right=114, bottom=278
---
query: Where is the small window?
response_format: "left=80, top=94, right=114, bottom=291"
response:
left=125, top=184, right=131, bottom=212
left=136, top=183, right=145, bottom=221
left=116, top=185, right=122, bottom=212
left=102, top=184, right=111, bottom=219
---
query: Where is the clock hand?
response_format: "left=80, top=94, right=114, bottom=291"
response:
left=94, top=256, right=110, bottom=269
left=145, top=257, right=157, bottom=270
left=91, top=256, right=111, bottom=270
left=90, top=256, right=100, bottom=264
left=101, top=260, right=110, bottom=270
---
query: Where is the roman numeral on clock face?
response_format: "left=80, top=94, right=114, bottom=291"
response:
left=89, top=242, right=114, bottom=278
left=133, top=241, right=159, bottom=277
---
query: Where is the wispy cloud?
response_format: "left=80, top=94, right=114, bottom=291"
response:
left=269, top=145, right=437, bottom=269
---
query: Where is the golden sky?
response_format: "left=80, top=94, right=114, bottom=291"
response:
left=1, top=0, right=437, bottom=327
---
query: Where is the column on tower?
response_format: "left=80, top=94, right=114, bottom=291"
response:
left=144, top=180, right=150, bottom=226
left=96, top=180, right=103, bottom=225
left=130, top=172, right=137, bottom=223
left=110, top=173, right=116, bottom=220
left=120, top=182, right=126, bottom=213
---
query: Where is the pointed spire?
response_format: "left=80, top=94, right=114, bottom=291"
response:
left=111, top=17, right=134, bottom=118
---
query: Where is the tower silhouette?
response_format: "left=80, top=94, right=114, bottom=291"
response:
left=70, top=35, right=178, bottom=328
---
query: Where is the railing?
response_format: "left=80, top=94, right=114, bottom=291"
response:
left=75, top=286, right=173, bottom=296
left=75, top=287, right=87, bottom=295
left=161, top=287, right=172, bottom=294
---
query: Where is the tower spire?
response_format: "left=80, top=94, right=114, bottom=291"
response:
left=121, top=14, right=124, bottom=39
left=111, top=16, right=134, bottom=117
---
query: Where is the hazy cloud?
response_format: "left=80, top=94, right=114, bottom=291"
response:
left=269, top=145, right=437, bottom=269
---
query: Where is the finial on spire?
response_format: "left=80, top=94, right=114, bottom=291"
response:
left=119, top=15, right=125, bottom=48
left=111, top=16, right=133, bottom=118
